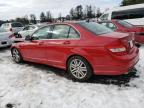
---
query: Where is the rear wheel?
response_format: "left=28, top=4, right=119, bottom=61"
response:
left=67, top=56, right=93, bottom=81
left=11, top=48, right=23, bottom=63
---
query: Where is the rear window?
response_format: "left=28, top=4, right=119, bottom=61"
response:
left=77, top=22, right=113, bottom=35
left=12, top=23, right=23, bottom=27
left=117, top=20, right=133, bottom=28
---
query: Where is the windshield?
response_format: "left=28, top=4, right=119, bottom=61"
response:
left=117, top=20, right=133, bottom=28
left=77, top=22, right=113, bottom=35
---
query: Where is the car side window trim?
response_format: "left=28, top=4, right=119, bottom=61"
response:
left=50, top=24, right=80, bottom=40
left=31, top=24, right=81, bottom=40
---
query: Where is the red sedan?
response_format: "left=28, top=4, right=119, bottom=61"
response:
left=11, top=22, right=139, bottom=81
left=98, top=20, right=144, bottom=44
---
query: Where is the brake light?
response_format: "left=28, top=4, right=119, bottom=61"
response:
left=109, top=47, right=126, bottom=53
left=10, top=28, right=13, bottom=32
left=108, top=47, right=127, bottom=56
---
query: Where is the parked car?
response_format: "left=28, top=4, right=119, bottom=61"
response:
left=11, top=22, right=139, bottom=81
left=0, top=28, right=13, bottom=48
left=1, top=22, right=24, bottom=33
left=98, top=20, right=144, bottom=44
left=11, top=24, right=47, bottom=43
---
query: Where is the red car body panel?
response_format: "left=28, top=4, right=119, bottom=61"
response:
left=99, top=20, right=144, bottom=44
left=11, top=22, right=139, bottom=75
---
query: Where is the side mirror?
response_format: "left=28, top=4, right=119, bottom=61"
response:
left=25, top=35, right=32, bottom=41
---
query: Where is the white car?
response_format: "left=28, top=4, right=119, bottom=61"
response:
left=0, top=28, right=13, bottom=48
left=1, top=22, right=24, bottom=33
left=12, top=24, right=47, bottom=42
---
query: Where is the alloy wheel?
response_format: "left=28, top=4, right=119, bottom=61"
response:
left=69, top=59, right=88, bottom=79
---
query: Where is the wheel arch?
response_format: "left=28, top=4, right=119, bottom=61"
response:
left=66, top=54, right=94, bottom=73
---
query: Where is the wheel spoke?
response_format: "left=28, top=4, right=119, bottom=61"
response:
left=70, top=58, right=88, bottom=79
left=80, top=67, right=87, bottom=72
left=78, top=70, right=85, bottom=77
left=71, top=68, right=77, bottom=73
left=77, top=60, right=83, bottom=67
left=70, top=64, right=77, bottom=68
left=73, top=59, right=78, bottom=66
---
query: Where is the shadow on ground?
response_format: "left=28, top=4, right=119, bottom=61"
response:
left=0, top=47, right=10, bottom=52
left=24, top=61, right=139, bottom=87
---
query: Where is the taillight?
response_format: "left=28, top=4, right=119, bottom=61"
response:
left=109, top=47, right=126, bottom=53
left=9, top=34, right=15, bottom=39
left=10, top=28, right=13, bottom=32
left=106, top=39, right=127, bottom=56
left=108, top=47, right=127, bottom=56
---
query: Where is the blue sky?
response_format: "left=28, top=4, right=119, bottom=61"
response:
left=0, top=0, right=122, bottom=20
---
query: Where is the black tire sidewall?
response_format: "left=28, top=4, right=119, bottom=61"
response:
left=11, top=48, right=23, bottom=63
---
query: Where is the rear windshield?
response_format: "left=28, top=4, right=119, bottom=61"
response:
left=12, top=23, right=23, bottom=27
left=117, top=20, right=133, bottom=28
left=77, top=22, right=113, bottom=35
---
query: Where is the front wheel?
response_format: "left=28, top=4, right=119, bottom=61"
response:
left=67, top=56, right=93, bottom=81
left=11, top=48, right=23, bottom=63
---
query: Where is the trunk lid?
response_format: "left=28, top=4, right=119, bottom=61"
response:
left=100, top=32, right=134, bottom=54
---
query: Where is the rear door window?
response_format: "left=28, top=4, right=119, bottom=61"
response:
left=68, top=27, right=80, bottom=39
left=52, top=25, right=70, bottom=39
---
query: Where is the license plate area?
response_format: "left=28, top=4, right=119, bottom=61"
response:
left=1, top=41, right=7, bottom=45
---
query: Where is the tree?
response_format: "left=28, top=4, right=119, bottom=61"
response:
left=58, top=13, right=62, bottom=21
left=86, top=5, right=93, bottom=18
left=96, top=8, right=102, bottom=18
left=75, top=5, right=83, bottom=19
left=65, top=15, right=70, bottom=20
left=40, top=12, right=46, bottom=22
left=23, top=15, right=29, bottom=25
left=121, top=0, right=144, bottom=6
left=46, top=11, right=53, bottom=22
left=30, top=14, right=37, bottom=24
left=0, top=20, right=5, bottom=26
left=70, top=8, right=75, bottom=20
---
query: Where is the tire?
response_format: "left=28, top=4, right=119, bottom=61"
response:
left=67, top=56, right=93, bottom=81
left=11, top=48, right=23, bottom=63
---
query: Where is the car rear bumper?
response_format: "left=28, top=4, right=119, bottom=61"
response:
left=92, top=47, right=139, bottom=75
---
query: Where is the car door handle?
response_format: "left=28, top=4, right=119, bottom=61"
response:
left=63, top=41, right=70, bottom=45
